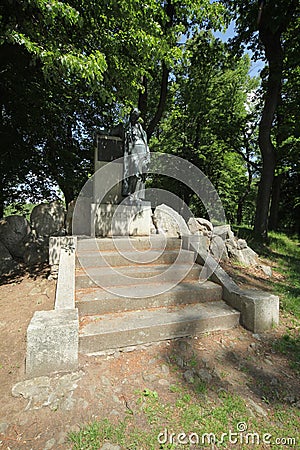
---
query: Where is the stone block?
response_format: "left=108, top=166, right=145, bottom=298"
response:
left=55, top=246, right=75, bottom=310
left=49, top=236, right=77, bottom=266
left=187, top=217, right=213, bottom=236
left=72, top=196, right=92, bottom=235
left=213, top=224, right=234, bottom=241
left=153, top=204, right=190, bottom=237
left=0, top=215, right=30, bottom=258
left=210, top=235, right=228, bottom=261
left=239, top=290, right=279, bottom=333
left=190, top=246, right=279, bottom=332
left=93, top=161, right=124, bottom=205
left=92, top=202, right=151, bottom=237
left=26, top=309, right=79, bottom=377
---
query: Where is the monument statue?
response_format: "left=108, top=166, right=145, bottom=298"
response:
left=122, top=108, right=150, bottom=201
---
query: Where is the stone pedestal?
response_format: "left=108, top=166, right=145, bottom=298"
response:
left=91, top=132, right=151, bottom=237
left=91, top=202, right=152, bottom=237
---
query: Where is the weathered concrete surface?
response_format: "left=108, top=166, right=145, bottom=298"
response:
left=193, top=247, right=279, bottom=333
left=76, top=280, right=222, bottom=315
left=76, top=248, right=195, bottom=268
left=79, top=301, right=240, bottom=354
left=49, top=236, right=77, bottom=266
left=77, top=235, right=181, bottom=252
left=75, top=263, right=203, bottom=289
left=26, top=309, right=79, bottom=377
left=182, top=234, right=210, bottom=254
left=55, top=247, right=75, bottom=310
left=237, top=289, right=279, bottom=333
left=92, top=202, right=152, bottom=237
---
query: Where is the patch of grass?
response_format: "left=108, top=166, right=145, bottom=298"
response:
left=68, top=384, right=300, bottom=449
left=234, top=227, right=300, bottom=316
left=273, top=329, right=300, bottom=373
left=234, top=227, right=300, bottom=372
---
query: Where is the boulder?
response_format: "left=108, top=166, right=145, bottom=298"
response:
left=152, top=204, right=189, bottom=237
left=237, top=238, right=248, bottom=250
left=23, top=235, right=49, bottom=266
left=226, top=244, right=258, bottom=266
left=0, top=215, right=30, bottom=258
left=30, top=201, right=66, bottom=237
left=0, top=242, right=19, bottom=275
left=259, top=264, right=273, bottom=277
left=213, top=224, right=234, bottom=241
left=210, top=235, right=228, bottom=261
left=188, top=217, right=213, bottom=237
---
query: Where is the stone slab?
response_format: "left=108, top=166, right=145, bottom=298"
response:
left=49, top=236, right=77, bottom=266
left=55, top=247, right=75, bottom=310
left=76, top=248, right=195, bottom=268
left=76, top=280, right=223, bottom=315
left=75, top=263, right=203, bottom=289
left=26, top=309, right=79, bottom=378
left=77, top=236, right=181, bottom=252
left=238, top=289, right=279, bottom=332
left=93, top=161, right=124, bottom=204
left=79, top=301, right=240, bottom=353
left=182, top=234, right=210, bottom=253
left=91, top=203, right=152, bottom=237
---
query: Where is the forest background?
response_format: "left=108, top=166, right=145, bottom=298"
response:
left=1, top=0, right=299, bottom=239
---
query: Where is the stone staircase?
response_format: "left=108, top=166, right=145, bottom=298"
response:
left=75, top=236, right=240, bottom=355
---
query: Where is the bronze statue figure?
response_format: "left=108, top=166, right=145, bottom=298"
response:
left=122, top=108, right=150, bottom=201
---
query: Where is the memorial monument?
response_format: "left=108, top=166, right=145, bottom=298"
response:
left=91, top=108, right=152, bottom=237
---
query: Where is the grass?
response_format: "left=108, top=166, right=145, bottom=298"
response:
left=68, top=229, right=300, bottom=449
left=233, top=227, right=300, bottom=319
left=69, top=384, right=300, bottom=449
left=233, top=227, right=300, bottom=373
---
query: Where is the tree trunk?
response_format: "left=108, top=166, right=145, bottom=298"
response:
left=254, top=27, right=283, bottom=238
left=0, top=181, right=4, bottom=219
left=269, top=174, right=282, bottom=230
left=138, top=75, right=148, bottom=123
left=60, top=185, right=75, bottom=209
left=146, top=62, right=170, bottom=140
left=145, top=0, right=174, bottom=139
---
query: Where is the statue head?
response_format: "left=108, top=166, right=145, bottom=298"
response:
left=130, top=108, right=141, bottom=125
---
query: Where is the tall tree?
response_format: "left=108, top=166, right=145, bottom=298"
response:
left=1, top=0, right=226, bottom=212
left=151, top=32, right=259, bottom=222
left=222, top=0, right=299, bottom=238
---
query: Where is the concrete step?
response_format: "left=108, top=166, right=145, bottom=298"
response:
left=76, top=280, right=223, bottom=316
left=77, top=236, right=182, bottom=252
left=76, top=249, right=195, bottom=268
left=79, top=301, right=240, bottom=354
left=75, top=263, right=204, bottom=289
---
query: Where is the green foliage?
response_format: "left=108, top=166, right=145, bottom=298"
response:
left=0, top=0, right=227, bottom=214
left=4, top=203, right=36, bottom=220
left=150, top=32, right=259, bottom=224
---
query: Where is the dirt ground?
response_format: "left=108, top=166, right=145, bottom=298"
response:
left=0, top=263, right=299, bottom=450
